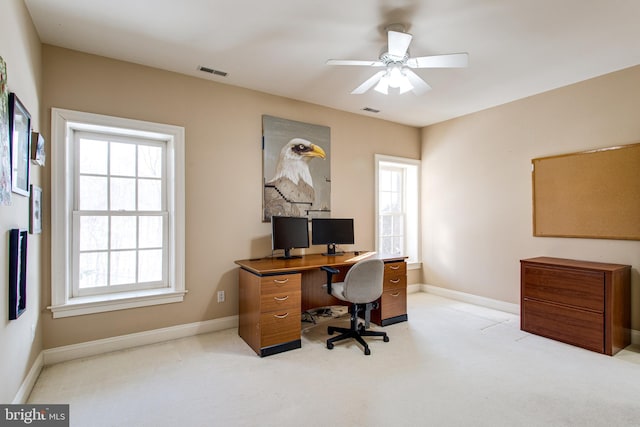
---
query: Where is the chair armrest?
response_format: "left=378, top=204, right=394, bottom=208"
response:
left=320, top=266, right=340, bottom=275
left=320, top=266, right=340, bottom=295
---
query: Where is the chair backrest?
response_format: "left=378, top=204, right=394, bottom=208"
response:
left=342, top=258, right=385, bottom=304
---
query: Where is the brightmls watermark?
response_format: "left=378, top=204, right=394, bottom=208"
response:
left=0, top=405, right=68, bottom=426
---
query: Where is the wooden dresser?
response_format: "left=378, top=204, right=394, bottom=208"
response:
left=520, top=257, right=631, bottom=355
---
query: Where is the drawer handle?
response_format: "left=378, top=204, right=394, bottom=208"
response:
left=273, top=313, right=289, bottom=319
left=390, top=292, right=401, bottom=297
left=273, top=296, right=289, bottom=301
left=389, top=265, right=400, bottom=270
left=389, top=278, right=401, bottom=284
left=273, top=278, right=289, bottom=284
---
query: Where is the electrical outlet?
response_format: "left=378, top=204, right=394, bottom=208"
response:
left=217, top=291, right=225, bottom=303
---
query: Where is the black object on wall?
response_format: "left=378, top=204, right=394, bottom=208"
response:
left=9, top=229, right=27, bottom=320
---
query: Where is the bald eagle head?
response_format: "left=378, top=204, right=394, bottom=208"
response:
left=269, top=138, right=326, bottom=186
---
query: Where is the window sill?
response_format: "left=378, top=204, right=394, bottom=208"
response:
left=49, top=289, right=187, bottom=318
left=408, top=262, right=422, bottom=270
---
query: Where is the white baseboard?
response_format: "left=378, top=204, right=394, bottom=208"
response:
left=421, top=284, right=520, bottom=315
left=407, top=284, right=421, bottom=294
left=12, top=352, right=44, bottom=404
left=43, top=315, right=238, bottom=366
left=420, top=284, right=639, bottom=344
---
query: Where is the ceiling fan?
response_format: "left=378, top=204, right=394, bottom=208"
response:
left=327, top=25, right=468, bottom=95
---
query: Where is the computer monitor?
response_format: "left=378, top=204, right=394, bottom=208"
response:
left=271, top=216, right=309, bottom=259
left=311, top=218, right=355, bottom=255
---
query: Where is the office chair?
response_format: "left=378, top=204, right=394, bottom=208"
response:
left=321, top=258, right=389, bottom=355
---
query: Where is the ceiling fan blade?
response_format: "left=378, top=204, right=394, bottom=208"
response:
left=403, top=69, right=431, bottom=95
left=326, top=59, right=385, bottom=67
left=388, top=30, right=412, bottom=58
left=407, top=53, right=469, bottom=68
left=351, top=70, right=386, bottom=94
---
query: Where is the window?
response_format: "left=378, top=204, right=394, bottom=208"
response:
left=50, top=109, right=185, bottom=318
left=375, top=155, right=420, bottom=266
left=73, top=132, right=167, bottom=295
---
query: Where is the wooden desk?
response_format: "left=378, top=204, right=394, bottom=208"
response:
left=235, top=252, right=408, bottom=357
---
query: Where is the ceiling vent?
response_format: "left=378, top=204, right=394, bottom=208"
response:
left=198, top=66, right=228, bottom=77
left=362, top=107, right=380, bottom=113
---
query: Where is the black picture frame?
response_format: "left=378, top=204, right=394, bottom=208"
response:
left=9, top=93, right=31, bottom=197
left=9, top=229, right=28, bottom=320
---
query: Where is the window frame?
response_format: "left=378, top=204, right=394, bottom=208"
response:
left=72, top=131, right=169, bottom=297
left=375, top=154, right=421, bottom=269
left=50, top=108, right=185, bottom=318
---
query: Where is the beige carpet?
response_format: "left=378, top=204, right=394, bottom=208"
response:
left=28, top=292, right=640, bottom=427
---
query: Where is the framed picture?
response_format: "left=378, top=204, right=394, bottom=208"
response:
left=31, top=131, right=45, bottom=166
left=9, top=229, right=28, bottom=320
left=0, top=56, right=10, bottom=205
left=262, top=115, right=331, bottom=222
left=30, top=185, right=42, bottom=234
left=9, top=93, right=31, bottom=196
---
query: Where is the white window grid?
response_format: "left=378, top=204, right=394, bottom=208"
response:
left=71, top=131, right=169, bottom=297
left=379, top=165, right=407, bottom=256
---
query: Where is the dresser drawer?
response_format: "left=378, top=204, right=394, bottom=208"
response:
left=522, top=265, right=604, bottom=312
left=522, top=299, right=604, bottom=353
left=379, top=288, right=407, bottom=320
left=260, top=310, right=301, bottom=347
left=260, top=273, right=301, bottom=295
left=260, top=290, right=300, bottom=312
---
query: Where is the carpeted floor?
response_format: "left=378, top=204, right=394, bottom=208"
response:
left=28, top=292, right=640, bottom=427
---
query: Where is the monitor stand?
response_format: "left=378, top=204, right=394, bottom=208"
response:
left=278, top=248, right=302, bottom=260
left=322, top=243, right=344, bottom=256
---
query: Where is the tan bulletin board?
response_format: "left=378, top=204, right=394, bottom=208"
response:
left=532, top=142, right=640, bottom=240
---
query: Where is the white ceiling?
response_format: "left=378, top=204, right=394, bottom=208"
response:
left=24, top=0, right=640, bottom=127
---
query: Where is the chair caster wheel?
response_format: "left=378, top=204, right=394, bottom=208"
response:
left=327, top=327, right=335, bottom=335
left=327, top=342, right=334, bottom=350
left=364, top=348, right=371, bottom=355
left=383, top=336, right=390, bottom=342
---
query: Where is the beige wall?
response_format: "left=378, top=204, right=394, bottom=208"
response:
left=41, top=45, right=421, bottom=349
left=421, top=65, right=640, bottom=330
left=0, top=0, right=43, bottom=404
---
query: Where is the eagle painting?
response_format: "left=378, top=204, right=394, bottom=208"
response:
left=263, top=138, right=326, bottom=220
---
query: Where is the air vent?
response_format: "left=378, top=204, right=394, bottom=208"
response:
left=198, top=66, right=228, bottom=77
left=362, top=107, right=380, bottom=113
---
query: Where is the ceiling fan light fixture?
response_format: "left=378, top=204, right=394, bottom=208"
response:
left=388, top=66, right=403, bottom=88
left=398, top=75, right=414, bottom=94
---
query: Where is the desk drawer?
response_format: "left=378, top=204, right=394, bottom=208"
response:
left=384, top=262, right=406, bottom=291
left=384, top=261, right=406, bottom=277
left=260, top=311, right=301, bottom=347
left=261, top=274, right=301, bottom=295
left=384, top=273, right=406, bottom=291
left=522, top=265, right=604, bottom=311
left=379, top=288, right=407, bottom=320
left=522, top=299, right=604, bottom=353
left=261, top=290, right=300, bottom=312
